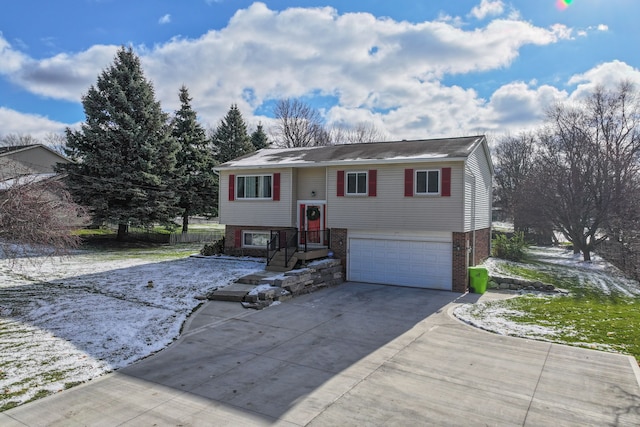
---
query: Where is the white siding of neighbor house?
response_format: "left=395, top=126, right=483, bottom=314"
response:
left=1, top=146, right=69, bottom=176
left=463, top=144, right=493, bottom=231
left=326, top=162, right=465, bottom=232
left=296, top=167, right=326, bottom=201
left=218, top=169, right=294, bottom=227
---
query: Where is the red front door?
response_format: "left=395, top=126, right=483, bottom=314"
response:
left=299, top=203, right=325, bottom=245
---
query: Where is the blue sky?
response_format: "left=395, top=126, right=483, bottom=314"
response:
left=1, top=0, right=639, bottom=142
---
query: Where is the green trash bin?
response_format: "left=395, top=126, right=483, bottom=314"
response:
left=468, top=266, right=488, bottom=294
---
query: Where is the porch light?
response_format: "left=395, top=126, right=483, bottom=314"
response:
left=311, top=190, right=316, bottom=197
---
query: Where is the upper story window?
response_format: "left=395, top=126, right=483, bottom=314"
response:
left=236, top=175, right=272, bottom=199
left=346, top=171, right=367, bottom=195
left=415, top=170, right=440, bottom=195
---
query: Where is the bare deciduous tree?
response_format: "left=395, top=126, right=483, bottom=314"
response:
left=493, top=132, right=536, bottom=227
left=0, top=134, right=39, bottom=147
left=272, top=98, right=329, bottom=148
left=0, top=173, right=85, bottom=259
left=531, top=81, right=640, bottom=261
left=43, top=133, right=68, bottom=156
left=329, top=122, right=388, bottom=144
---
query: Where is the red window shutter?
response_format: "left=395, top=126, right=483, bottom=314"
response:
left=337, top=170, right=345, bottom=197
left=228, top=174, right=235, bottom=201
left=404, top=169, right=414, bottom=197
left=441, top=167, right=451, bottom=197
left=368, top=170, right=377, bottom=197
left=273, top=173, right=280, bottom=201
left=235, top=229, right=242, bottom=247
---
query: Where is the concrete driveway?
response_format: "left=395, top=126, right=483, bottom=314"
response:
left=3, top=282, right=640, bottom=426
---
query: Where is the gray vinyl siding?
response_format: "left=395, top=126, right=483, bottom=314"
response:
left=296, top=167, right=326, bottom=201
left=1, top=146, right=69, bottom=175
left=326, top=162, right=465, bottom=232
left=218, top=169, right=294, bottom=227
left=463, top=145, right=493, bottom=231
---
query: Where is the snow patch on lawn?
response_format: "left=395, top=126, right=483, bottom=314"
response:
left=455, top=303, right=562, bottom=339
left=454, top=245, right=640, bottom=344
left=0, top=250, right=263, bottom=409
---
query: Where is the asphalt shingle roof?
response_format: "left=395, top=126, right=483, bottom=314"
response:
left=217, top=135, right=486, bottom=169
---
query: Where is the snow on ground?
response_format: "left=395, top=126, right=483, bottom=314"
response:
left=454, top=246, right=640, bottom=343
left=0, top=248, right=264, bottom=409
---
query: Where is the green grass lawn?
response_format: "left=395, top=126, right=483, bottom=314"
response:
left=499, top=291, right=640, bottom=360
left=482, top=253, right=640, bottom=362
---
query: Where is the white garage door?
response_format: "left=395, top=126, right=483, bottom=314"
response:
left=348, top=234, right=452, bottom=290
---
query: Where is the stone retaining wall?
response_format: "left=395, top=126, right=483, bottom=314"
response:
left=272, top=259, right=344, bottom=296
left=489, top=275, right=560, bottom=293
left=243, top=259, right=344, bottom=309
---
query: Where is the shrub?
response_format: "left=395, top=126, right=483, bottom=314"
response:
left=492, top=231, right=527, bottom=261
left=200, top=237, right=225, bottom=256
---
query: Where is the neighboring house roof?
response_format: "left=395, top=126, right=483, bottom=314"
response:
left=0, top=144, right=68, bottom=160
left=216, top=135, right=489, bottom=170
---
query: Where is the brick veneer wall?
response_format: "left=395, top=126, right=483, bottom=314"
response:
left=471, top=227, right=491, bottom=265
left=451, top=227, right=492, bottom=293
left=224, top=225, right=295, bottom=257
left=329, top=228, right=348, bottom=275
left=452, top=232, right=469, bottom=293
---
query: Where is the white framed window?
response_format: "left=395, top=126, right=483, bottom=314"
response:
left=415, top=170, right=440, bottom=195
left=242, top=231, right=270, bottom=248
left=346, top=171, right=368, bottom=195
left=236, top=175, right=272, bottom=199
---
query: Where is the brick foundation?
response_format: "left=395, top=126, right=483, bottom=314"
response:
left=224, top=225, right=295, bottom=257
left=451, top=227, right=492, bottom=293
left=329, top=228, right=348, bottom=276
left=471, top=227, right=491, bottom=265
left=452, top=232, right=469, bottom=293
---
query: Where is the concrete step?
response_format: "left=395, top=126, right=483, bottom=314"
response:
left=208, top=283, right=257, bottom=302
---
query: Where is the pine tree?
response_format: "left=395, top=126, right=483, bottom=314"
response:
left=59, top=47, right=179, bottom=240
left=250, top=123, right=270, bottom=150
left=211, top=104, right=255, bottom=164
left=172, top=86, right=218, bottom=233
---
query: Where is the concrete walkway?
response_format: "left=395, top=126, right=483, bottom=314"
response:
left=3, top=283, right=640, bottom=426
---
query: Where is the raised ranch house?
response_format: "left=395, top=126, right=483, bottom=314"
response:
left=215, top=135, right=493, bottom=293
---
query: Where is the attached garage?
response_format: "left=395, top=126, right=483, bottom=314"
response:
left=348, top=231, right=453, bottom=290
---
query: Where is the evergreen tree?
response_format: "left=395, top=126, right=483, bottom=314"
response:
left=58, top=47, right=179, bottom=240
left=211, top=104, right=255, bottom=163
left=172, top=85, right=218, bottom=233
left=250, top=123, right=270, bottom=150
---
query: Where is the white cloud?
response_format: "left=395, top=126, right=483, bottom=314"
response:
left=567, top=60, right=640, bottom=99
left=0, top=107, right=72, bottom=139
left=469, top=0, right=504, bottom=20
left=159, top=14, right=171, bottom=25
left=0, top=3, right=634, bottom=140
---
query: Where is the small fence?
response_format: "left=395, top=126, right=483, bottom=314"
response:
left=169, top=231, right=224, bottom=245
left=122, top=227, right=224, bottom=245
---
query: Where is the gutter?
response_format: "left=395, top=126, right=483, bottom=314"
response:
left=213, top=156, right=470, bottom=171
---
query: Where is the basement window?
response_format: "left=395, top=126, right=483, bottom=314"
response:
left=242, top=231, right=270, bottom=248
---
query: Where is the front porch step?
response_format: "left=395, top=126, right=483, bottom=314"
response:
left=295, top=248, right=329, bottom=261
left=266, top=255, right=298, bottom=272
